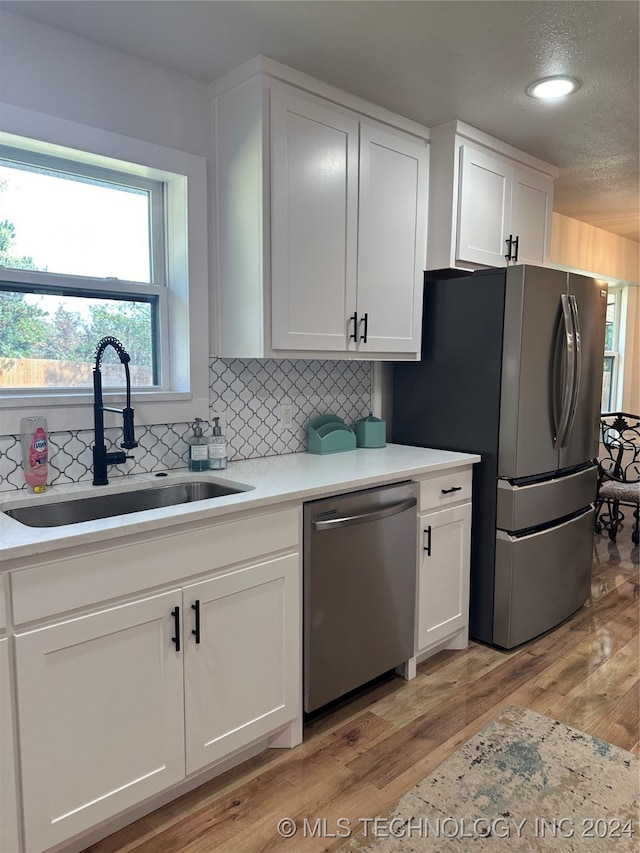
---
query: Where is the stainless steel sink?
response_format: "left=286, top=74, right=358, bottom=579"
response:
left=4, top=480, right=250, bottom=528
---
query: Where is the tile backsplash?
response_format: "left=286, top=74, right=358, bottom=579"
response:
left=0, top=358, right=372, bottom=491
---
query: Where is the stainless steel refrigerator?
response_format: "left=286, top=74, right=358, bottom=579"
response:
left=392, top=264, right=607, bottom=649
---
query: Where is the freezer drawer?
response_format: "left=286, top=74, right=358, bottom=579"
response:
left=496, top=466, right=597, bottom=532
left=493, top=506, right=594, bottom=649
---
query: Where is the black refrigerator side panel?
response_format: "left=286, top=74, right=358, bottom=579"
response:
left=392, top=272, right=506, bottom=644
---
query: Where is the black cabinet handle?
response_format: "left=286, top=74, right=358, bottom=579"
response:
left=505, top=234, right=513, bottom=261
left=191, top=600, right=201, bottom=644
left=441, top=486, right=463, bottom=494
left=359, top=312, right=369, bottom=344
left=512, top=235, right=519, bottom=262
left=349, top=312, right=359, bottom=342
left=171, top=606, right=181, bottom=652
left=423, top=525, right=432, bottom=555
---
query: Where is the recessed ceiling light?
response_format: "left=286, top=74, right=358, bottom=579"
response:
left=526, top=76, right=580, bottom=99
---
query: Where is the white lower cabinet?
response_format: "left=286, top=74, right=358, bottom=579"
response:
left=15, top=589, right=186, bottom=853
left=5, top=468, right=477, bottom=852
left=1, top=636, right=20, bottom=853
left=184, top=554, right=300, bottom=773
left=417, top=502, right=471, bottom=652
left=15, top=553, right=300, bottom=853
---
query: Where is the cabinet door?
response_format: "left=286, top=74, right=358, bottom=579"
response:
left=356, top=124, right=428, bottom=354
left=16, top=590, right=185, bottom=853
left=510, top=166, right=553, bottom=265
left=457, top=145, right=511, bottom=267
left=1, top=637, right=20, bottom=853
left=183, top=554, right=300, bottom=774
left=270, top=88, right=359, bottom=351
left=417, top=503, right=471, bottom=651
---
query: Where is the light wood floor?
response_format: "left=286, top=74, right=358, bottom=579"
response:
left=86, top=533, right=639, bottom=853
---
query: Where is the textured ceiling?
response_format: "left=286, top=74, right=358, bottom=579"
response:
left=2, top=0, right=638, bottom=242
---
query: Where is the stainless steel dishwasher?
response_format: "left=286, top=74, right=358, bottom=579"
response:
left=303, top=480, right=418, bottom=713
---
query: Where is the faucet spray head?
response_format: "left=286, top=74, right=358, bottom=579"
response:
left=94, top=336, right=131, bottom=369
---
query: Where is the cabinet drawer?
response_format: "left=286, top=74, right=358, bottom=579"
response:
left=419, top=467, right=473, bottom=511
left=10, top=508, right=300, bottom=626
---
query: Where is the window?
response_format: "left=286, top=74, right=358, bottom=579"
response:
left=0, top=147, right=165, bottom=390
left=602, top=287, right=622, bottom=413
left=0, top=103, right=209, bottom=430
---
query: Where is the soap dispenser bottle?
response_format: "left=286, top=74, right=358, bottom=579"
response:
left=187, top=417, right=209, bottom=471
left=208, top=417, right=228, bottom=470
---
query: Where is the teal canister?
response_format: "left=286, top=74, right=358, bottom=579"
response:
left=354, top=414, right=386, bottom=448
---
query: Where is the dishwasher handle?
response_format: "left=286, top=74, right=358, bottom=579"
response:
left=312, top=497, right=417, bottom=531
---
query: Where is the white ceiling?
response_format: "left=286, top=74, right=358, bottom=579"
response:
left=2, top=0, right=639, bottom=242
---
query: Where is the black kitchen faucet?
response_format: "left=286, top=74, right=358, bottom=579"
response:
left=92, top=336, right=138, bottom=485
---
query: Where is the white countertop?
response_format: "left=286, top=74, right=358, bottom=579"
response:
left=0, top=444, right=480, bottom=562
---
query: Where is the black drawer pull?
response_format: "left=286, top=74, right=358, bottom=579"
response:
left=441, top=486, right=463, bottom=494
left=191, top=600, right=201, bottom=644
left=171, top=606, right=181, bottom=652
left=423, top=524, right=432, bottom=555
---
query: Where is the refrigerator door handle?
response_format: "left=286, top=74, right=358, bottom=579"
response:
left=562, top=295, right=582, bottom=446
left=555, top=294, right=576, bottom=448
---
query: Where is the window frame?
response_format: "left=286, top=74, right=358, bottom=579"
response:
left=602, top=286, right=622, bottom=413
left=0, top=102, right=210, bottom=434
left=0, top=144, right=167, bottom=288
left=0, top=270, right=168, bottom=392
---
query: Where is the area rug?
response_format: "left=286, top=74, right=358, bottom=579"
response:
left=343, top=706, right=638, bottom=851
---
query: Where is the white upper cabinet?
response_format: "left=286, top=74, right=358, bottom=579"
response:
left=356, top=124, right=428, bottom=353
left=427, top=121, right=557, bottom=271
left=509, top=166, right=554, bottom=265
left=211, top=57, right=429, bottom=360
left=457, top=145, right=511, bottom=267
left=270, top=89, right=359, bottom=352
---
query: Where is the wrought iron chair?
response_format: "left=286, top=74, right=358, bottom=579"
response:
left=594, top=412, right=640, bottom=545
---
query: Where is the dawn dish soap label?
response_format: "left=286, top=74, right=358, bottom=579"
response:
left=30, top=427, right=49, bottom=467
left=20, top=416, right=49, bottom=492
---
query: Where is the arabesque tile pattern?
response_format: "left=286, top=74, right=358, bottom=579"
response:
left=0, top=358, right=371, bottom=491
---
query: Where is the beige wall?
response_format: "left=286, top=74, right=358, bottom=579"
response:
left=550, top=213, right=639, bottom=415
left=550, top=213, right=639, bottom=284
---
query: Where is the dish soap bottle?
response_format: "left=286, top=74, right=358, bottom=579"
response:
left=20, top=416, right=49, bottom=492
left=187, top=417, right=209, bottom=471
left=208, top=417, right=227, bottom=470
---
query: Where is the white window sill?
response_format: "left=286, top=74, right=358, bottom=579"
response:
left=0, top=391, right=210, bottom=434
